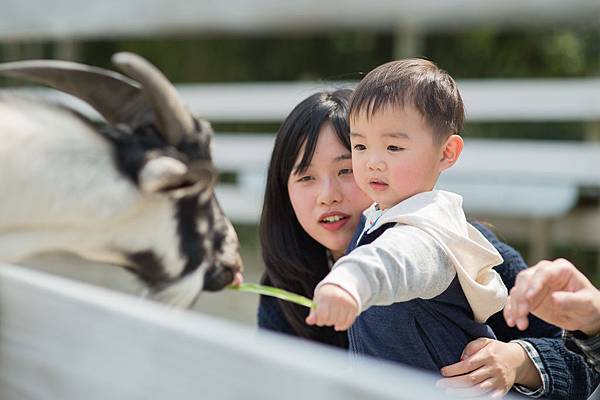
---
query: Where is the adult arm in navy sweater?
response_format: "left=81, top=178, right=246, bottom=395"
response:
left=475, top=222, right=600, bottom=400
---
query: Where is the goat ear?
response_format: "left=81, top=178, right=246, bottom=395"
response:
left=139, top=157, right=215, bottom=198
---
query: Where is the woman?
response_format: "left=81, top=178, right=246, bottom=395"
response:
left=259, top=89, right=369, bottom=348
left=257, top=89, right=599, bottom=399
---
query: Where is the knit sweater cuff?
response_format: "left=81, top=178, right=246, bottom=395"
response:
left=522, top=337, right=570, bottom=399
left=511, top=340, right=546, bottom=397
left=564, top=330, right=600, bottom=372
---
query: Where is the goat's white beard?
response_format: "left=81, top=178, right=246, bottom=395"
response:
left=144, top=262, right=208, bottom=308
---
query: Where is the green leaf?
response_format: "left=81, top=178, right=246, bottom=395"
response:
left=227, top=283, right=315, bottom=309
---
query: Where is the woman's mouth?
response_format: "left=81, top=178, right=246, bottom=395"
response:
left=319, top=213, right=350, bottom=231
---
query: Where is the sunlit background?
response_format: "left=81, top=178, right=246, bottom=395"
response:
left=1, top=0, right=600, bottom=326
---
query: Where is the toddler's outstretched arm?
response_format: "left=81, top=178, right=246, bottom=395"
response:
left=306, top=283, right=359, bottom=331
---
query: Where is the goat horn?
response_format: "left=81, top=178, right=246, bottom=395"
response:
left=0, top=59, right=147, bottom=126
left=112, top=52, right=194, bottom=146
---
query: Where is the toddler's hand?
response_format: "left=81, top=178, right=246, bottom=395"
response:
left=305, top=283, right=359, bottom=331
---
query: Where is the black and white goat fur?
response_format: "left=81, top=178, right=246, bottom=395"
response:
left=0, top=52, right=243, bottom=307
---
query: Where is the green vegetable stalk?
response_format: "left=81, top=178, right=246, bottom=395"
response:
left=227, top=283, right=315, bottom=309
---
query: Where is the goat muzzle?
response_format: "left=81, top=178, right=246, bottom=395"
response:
left=202, top=259, right=243, bottom=292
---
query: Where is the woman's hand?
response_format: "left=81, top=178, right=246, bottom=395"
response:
left=437, top=338, right=541, bottom=398
left=306, top=283, right=358, bottom=331
left=504, top=258, right=600, bottom=335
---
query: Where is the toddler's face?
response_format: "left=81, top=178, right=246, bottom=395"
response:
left=350, top=105, right=444, bottom=210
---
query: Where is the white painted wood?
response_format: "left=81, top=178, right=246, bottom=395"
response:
left=443, top=139, right=600, bottom=186
left=210, top=135, right=600, bottom=221
left=0, top=0, right=597, bottom=40
left=436, top=182, right=578, bottom=219
left=6, top=78, right=600, bottom=123
left=212, top=136, right=600, bottom=185
left=210, top=135, right=600, bottom=261
left=484, top=207, right=600, bottom=249
left=182, top=79, right=600, bottom=122
left=459, top=79, right=600, bottom=122
left=3, top=85, right=599, bottom=256
left=0, top=263, right=451, bottom=400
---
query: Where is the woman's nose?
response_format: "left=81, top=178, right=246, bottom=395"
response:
left=318, top=180, right=342, bottom=205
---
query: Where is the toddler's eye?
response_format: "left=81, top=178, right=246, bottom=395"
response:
left=339, top=168, right=353, bottom=176
left=353, top=144, right=366, bottom=151
left=387, top=145, right=404, bottom=152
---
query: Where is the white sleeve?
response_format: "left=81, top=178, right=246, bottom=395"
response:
left=317, top=225, right=456, bottom=312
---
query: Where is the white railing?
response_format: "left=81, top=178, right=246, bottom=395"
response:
left=14, top=78, right=600, bottom=123
left=0, top=0, right=597, bottom=41
left=211, top=133, right=600, bottom=260
left=183, top=78, right=600, bottom=123
left=194, top=78, right=600, bottom=262
left=212, top=134, right=600, bottom=220
left=0, top=262, right=462, bottom=400
left=4, top=79, right=600, bottom=261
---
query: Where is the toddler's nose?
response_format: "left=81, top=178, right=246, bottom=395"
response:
left=367, top=158, right=385, bottom=171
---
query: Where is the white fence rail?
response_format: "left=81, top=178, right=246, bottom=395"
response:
left=183, top=78, right=600, bottom=123
left=4, top=79, right=600, bottom=261
left=10, top=78, right=600, bottom=123
left=211, top=133, right=600, bottom=260
left=0, top=0, right=598, bottom=41
left=212, top=135, right=600, bottom=221
left=0, top=262, right=460, bottom=400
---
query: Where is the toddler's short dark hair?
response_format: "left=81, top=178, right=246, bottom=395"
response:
left=350, top=58, right=464, bottom=143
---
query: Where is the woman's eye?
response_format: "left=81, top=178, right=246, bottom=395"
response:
left=339, top=168, right=353, bottom=176
left=387, top=145, right=404, bottom=152
left=297, top=175, right=314, bottom=182
left=353, top=144, right=366, bottom=151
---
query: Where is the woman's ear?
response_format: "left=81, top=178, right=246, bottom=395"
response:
left=439, top=134, right=464, bottom=172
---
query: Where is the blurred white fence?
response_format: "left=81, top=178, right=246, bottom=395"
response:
left=0, top=0, right=598, bottom=41
left=6, top=77, right=600, bottom=261
left=0, top=262, right=460, bottom=400
left=212, top=133, right=600, bottom=263
left=196, top=78, right=600, bottom=262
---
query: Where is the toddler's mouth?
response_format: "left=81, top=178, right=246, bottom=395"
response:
left=369, top=178, right=388, bottom=191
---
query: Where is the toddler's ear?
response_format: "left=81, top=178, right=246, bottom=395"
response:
left=439, top=134, right=464, bottom=171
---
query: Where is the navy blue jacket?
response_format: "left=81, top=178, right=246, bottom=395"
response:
left=346, top=221, right=495, bottom=371
left=257, top=222, right=600, bottom=399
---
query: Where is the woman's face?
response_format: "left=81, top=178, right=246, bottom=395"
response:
left=287, top=123, right=372, bottom=260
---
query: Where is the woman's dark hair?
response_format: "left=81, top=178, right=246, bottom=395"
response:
left=259, top=89, right=352, bottom=348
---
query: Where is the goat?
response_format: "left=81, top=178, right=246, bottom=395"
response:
left=0, top=52, right=243, bottom=307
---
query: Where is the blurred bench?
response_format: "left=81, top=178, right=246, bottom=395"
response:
left=180, top=78, right=600, bottom=124
left=211, top=134, right=600, bottom=263
left=4, top=78, right=600, bottom=262
left=202, top=78, right=600, bottom=263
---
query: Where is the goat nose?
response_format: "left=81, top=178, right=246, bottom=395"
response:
left=202, top=257, right=243, bottom=292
